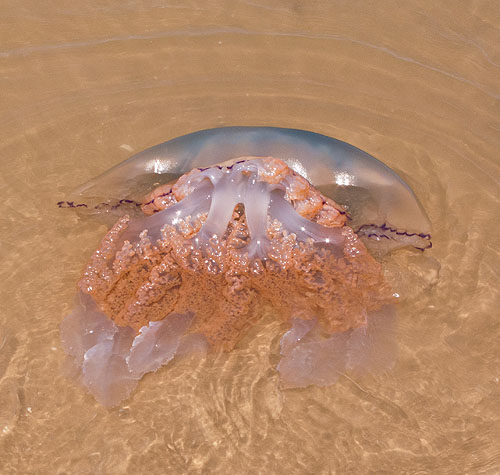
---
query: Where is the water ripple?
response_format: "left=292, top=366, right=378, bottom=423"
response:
left=2, top=27, right=498, bottom=100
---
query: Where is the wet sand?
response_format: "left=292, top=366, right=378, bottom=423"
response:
left=1, top=1, right=500, bottom=473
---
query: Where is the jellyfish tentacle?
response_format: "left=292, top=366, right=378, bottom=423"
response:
left=197, top=170, right=240, bottom=241
left=269, top=190, right=344, bottom=247
left=124, top=182, right=212, bottom=241
left=277, top=305, right=397, bottom=388
left=62, top=156, right=413, bottom=406
left=242, top=177, right=273, bottom=259
left=196, top=166, right=224, bottom=185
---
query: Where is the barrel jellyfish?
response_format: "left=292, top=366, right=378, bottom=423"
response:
left=59, top=127, right=432, bottom=406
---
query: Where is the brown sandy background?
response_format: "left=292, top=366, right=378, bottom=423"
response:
left=1, top=1, right=499, bottom=473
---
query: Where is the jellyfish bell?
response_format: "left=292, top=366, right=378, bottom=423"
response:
left=60, top=128, right=433, bottom=407
left=63, top=127, right=431, bottom=251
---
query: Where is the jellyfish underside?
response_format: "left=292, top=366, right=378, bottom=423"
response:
left=60, top=156, right=407, bottom=407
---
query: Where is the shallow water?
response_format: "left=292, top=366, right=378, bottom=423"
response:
left=1, top=1, right=500, bottom=473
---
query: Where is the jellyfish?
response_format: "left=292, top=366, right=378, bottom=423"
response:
left=59, top=127, right=432, bottom=406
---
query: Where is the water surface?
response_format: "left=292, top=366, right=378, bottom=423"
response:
left=1, top=1, right=500, bottom=473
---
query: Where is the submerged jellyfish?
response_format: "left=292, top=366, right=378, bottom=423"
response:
left=60, top=127, right=432, bottom=406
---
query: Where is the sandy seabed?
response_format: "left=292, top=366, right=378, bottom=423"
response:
left=1, top=1, right=499, bottom=473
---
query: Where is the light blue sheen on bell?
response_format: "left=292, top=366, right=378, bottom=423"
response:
left=71, top=127, right=431, bottom=236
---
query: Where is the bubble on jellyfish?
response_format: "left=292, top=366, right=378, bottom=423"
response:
left=59, top=127, right=433, bottom=407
